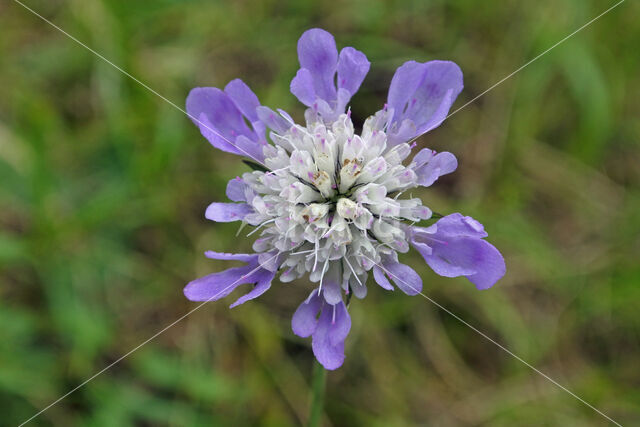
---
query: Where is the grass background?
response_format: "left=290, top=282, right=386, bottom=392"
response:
left=1, top=0, right=639, bottom=425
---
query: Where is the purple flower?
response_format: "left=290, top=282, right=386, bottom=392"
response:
left=185, top=28, right=505, bottom=370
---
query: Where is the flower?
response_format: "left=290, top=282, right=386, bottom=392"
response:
left=184, top=28, right=505, bottom=370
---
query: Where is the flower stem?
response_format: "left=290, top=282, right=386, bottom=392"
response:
left=308, top=360, right=327, bottom=427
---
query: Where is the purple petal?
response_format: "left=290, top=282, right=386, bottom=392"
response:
left=297, top=28, right=338, bottom=103
left=414, top=150, right=458, bottom=187
left=465, top=241, right=505, bottom=290
left=372, top=265, right=394, bottom=291
left=257, top=106, right=291, bottom=134
left=186, top=88, right=255, bottom=152
left=184, top=264, right=254, bottom=301
left=291, top=290, right=322, bottom=338
left=328, top=302, right=351, bottom=346
left=193, top=113, right=243, bottom=155
left=410, top=213, right=505, bottom=288
left=205, top=202, right=252, bottom=222
left=432, top=213, right=488, bottom=238
left=204, top=251, right=256, bottom=262
left=387, top=60, right=463, bottom=139
left=226, top=177, right=247, bottom=202
left=233, top=135, right=266, bottom=162
left=185, top=253, right=278, bottom=304
left=290, top=68, right=316, bottom=106
left=418, top=236, right=481, bottom=278
left=257, top=250, right=282, bottom=272
left=381, top=260, right=423, bottom=296
left=349, top=274, right=368, bottom=299
left=404, top=61, right=463, bottom=134
left=321, top=263, right=343, bottom=305
left=387, top=61, right=425, bottom=120
left=229, top=269, right=276, bottom=308
left=409, top=237, right=433, bottom=259
left=337, top=47, right=370, bottom=96
left=224, top=79, right=260, bottom=122
left=311, top=301, right=350, bottom=370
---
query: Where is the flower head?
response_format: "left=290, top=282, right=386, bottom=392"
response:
left=185, top=28, right=505, bottom=370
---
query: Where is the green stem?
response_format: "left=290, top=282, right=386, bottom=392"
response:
left=308, top=360, right=327, bottom=427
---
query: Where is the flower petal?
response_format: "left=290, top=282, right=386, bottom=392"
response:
left=297, top=28, right=338, bottom=103
left=419, top=236, right=480, bottom=278
left=257, top=106, right=292, bottom=134
left=224, top=79, right=260, bottom=122
left=410, top=214, right=503, bottom=285
left=311, top=301, right=350, bottom=370
left=413, top=150, right=458, bottom=187
left=226, top=177, right=247, bottom=202
left=387, top=60, right=463, bottom=140
left=184, top=264, right=254, bottom=301
left=290, top=68, right=316, bottom=107
left=229, top=269, right=276, bottom=308
left=292, top=290, right=322, bottom=338
left=205, top=202, right=252, bottom=222
left=372, top=265, right=394, bottom=291
left=186, top=88, right=255, bottom=152
left=193, top=113, right=243, bottom=155
left=204, top=251, right=256, bottom=262
left=432, top=213, right=488, bottom=238
left=337, top=47, right=370, bottom=96
left=321, top=262, right=343, bottom=305
left=329, top=302, right=351, bottom=346
left=381, top=260, right=423, bottom=295
left=465, top=240, right=505, bottom=290
left=349, top=273, right=368, bottom=299
left=387, top=61, right=425, bottom=121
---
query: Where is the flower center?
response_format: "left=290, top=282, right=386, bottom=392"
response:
left=336, top=197, right=359, bottom=220
left=239, top=112, right=432, bottom=289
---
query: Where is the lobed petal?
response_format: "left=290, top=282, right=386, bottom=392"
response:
left=205, top=202, right=253, bottom=222
left=410, top=214, right=505, bottom=289
left=419, top=236, right=481, bottom=277
left=381, top=260, right=423, bottom=295
left=224, top=79, right=261, bottom=122
left=431, top=213, right=488, bottom=238
left=328, top=302, right=351, bottom=346
left=413, top=149, right=458, bottom=187
left=290, top=68, right=316, bottom=106
left=204, top=251, right=256, bottom=262
left=297, top=28, right=338, bottom=103
left=257, top=106, right=292, bottom=134
left=337, top=47, right=370, bottom=96
left=226, top=177, right=247, bottom=202
left=321, top=263, right=343, bottom=305
left=292, top=290, right=323, bottom=337
left=186, top=88, right=253, bottom=151
left=388, top=61, right=425, bottom=120
left=229, top=269, right=276, bottom=308
left=311, top=300, right=350, bottom=370
left=372, top=265, right=394, bottom=290
left=193, top=113, right=243, bottom=155
left=387, top=60, right=463, bottom=142
left=184, top=264, right=254, bottom=301
left=464, top=240, right=505, bottom=290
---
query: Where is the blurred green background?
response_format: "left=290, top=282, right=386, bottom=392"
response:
left=1, top=0, right=639, bottom=425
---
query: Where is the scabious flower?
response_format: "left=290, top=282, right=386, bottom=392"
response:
left=184, top=29, right=505, bottom=370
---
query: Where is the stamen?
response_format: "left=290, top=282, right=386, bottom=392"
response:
left=344, top=256, right=364, bottom=288
left=246, top=218, right=276, bottom=236
left=318, top=257, right=329, bottom=294
left=312, top=232, right=321, bottom=272
left=290, top=249, right=314, bottom=256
